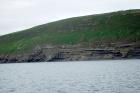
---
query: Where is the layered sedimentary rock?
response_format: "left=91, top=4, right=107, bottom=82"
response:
left=0, top=43, right=139, bottom=63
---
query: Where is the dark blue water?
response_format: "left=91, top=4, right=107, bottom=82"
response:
left=0, top=60, right=140, bottom=93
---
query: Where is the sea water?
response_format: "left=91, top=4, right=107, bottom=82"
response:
left=0, top=60, right=140, bottom=93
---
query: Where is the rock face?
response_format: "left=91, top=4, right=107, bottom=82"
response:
left=0, top=43, right=140, bottom=63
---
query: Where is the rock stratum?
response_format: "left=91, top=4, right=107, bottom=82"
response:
left=0, top=9, right=140, bottom=63
left=0, top=43, right=140, bottom=63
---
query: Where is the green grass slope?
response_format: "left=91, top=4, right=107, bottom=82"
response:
left=0, top=9, right=140, bottom=54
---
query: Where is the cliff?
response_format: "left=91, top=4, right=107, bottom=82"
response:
left=0, top=9, right=140, bottom=63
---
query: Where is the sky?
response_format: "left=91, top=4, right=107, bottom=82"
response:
left=0, top=0, right=140, bottom=35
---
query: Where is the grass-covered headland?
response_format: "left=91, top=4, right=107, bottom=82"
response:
left=0, top=9, right=140, bottom=55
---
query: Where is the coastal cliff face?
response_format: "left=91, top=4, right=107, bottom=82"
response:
left=0, top=9, right=140, bottom=63
left=0, top=43, right=139, bottom=63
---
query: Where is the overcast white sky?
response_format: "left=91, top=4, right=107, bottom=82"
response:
left=0, top=0, right=140, bottom=35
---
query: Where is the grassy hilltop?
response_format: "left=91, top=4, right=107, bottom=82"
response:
left=0, top=9, right=140, bottom=54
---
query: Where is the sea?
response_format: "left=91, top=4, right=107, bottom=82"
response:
left=0, top=60, right=140, bottom=93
